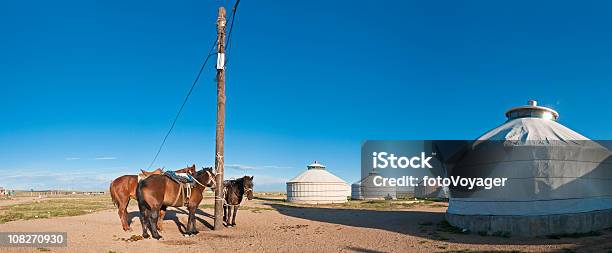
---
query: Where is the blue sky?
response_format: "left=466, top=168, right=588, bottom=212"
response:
left=1, top=1, right=611, bottom=191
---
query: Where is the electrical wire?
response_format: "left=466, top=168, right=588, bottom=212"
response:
left=147, top=0, right=242, bottom=169
left=225, top=0, right=241, bottom=66
left=146, top=40, right=218, bottom=169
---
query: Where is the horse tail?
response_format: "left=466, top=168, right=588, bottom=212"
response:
left=136, top=179, right=150, bottom=211
left=109, top=180, right=119, bottom=207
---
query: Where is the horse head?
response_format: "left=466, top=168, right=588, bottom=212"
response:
left=187, top=164, right=196, bottom=174
left=243, top=175, right=254, bottom=200
left=198, top=167, right=216, bottom=189
left=174, top=164, right=196, bottom=174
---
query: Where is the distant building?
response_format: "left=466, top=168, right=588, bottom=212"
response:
left=351, top=171, right=398, bottom=200
left=414, top=180, right=447, bottom=199
left=351, top=170, right=416, bottom=200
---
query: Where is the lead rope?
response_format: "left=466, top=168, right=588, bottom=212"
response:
left=171, top=184, right=183, bottom=206
left=191, top=176, right=208, bottom=188
left=215, top=186, right=239, bottom=207
left=218, top=186, right=235, bottom=207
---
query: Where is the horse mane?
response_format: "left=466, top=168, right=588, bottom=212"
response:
left=227, top=176, right=253, bottom=189
left=226, top=177, right=243, bottom=186
left=194, top=167, right=214, bottom=177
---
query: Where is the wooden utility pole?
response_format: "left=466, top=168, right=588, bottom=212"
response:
left=213, top=6, right=227, bottom=230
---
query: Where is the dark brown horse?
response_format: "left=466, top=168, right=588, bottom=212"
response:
left=109, top=165, right=196, bottom=231
left=136, top=167, right=216, bottom=239
left=223, top=176, right=254, bottom=227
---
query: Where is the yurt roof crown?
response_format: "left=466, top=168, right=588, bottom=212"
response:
left=287, top=161, right=347, bottom=183
left=505, top=100, right=559, bottom=121
left=307, top=161, right=326, bottom=170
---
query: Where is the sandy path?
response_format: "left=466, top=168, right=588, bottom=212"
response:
left=1, top=199, right=611, bottom=253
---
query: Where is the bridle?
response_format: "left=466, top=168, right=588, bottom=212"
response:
left=243, top=187, right=253, bottom=196
left=191, top=169, right=216, bottom=189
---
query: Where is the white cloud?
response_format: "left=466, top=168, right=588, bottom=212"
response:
left=226, top=164, right=258, bottom=170
left=225, top=164, right=292, bottom=187
left=226, top=164, right=293, bottom=171
left=65, top=157, right=80, bottom=161
left=1, top=172, right=114, bottom=191
left=94, top=157, right=117, bottom=160
left=0, top=167, right=134, bottom=191
left=261, top=165, right=293, bottom=169
left=251, top=175, right=289, bottom=185
left=225, top=173, right=288, bottom=185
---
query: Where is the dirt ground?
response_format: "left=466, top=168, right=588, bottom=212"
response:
left=1, top=197, right=612, bottom=253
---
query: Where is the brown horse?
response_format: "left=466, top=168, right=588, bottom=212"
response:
left=223, top=176, right=254, bottom=227
left=109, top=165, right=196, bottom=231
left=137, top=167, right=216, bottom=239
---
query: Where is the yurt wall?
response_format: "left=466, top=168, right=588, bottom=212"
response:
left=351, top=171, right=398, bottom=200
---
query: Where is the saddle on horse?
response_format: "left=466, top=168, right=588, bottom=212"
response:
left=164, top=171, right=194, bottom=206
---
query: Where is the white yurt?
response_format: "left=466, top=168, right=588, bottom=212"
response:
left=446, top=100, right=612, bottom=236
left=414, top=180, right=448, bottom=199
left=286, top=161, right=349, bottom=204
left=350, top=181, right=362, bottom=199
left=351, top=171, right=399, bottom=200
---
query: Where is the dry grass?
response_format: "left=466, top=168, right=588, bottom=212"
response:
left=0, top=194, right=114, bottom=224
left=254, top=196, right=447, bottom=210
left=332, top=199, right=440, bottom=210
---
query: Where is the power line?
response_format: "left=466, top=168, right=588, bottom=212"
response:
left=146, top=40, right=218, bottom=170
left=225, top=0, right=241, bottom=66
left=147, top=1, right=242, bottom=170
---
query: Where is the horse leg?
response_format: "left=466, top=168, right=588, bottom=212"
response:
left=119, top=198, right=131, bottom=231
left=231, top=205, right=238, bottom=226
left=148, top=207, right=162, bottom=240
left=157, top=206, right=166, bottom=232
left=224, top=205, right=229, bottom=226
left=226, top=205, right=233, bottom=227
left=223, top=204, right=227, bottom=225
left=184, top=207, right=192, bottom=236
left=187, top=205, right=199, bottom=235
left=137, top=205, right=150, bottom=239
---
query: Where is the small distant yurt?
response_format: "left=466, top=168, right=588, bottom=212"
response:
left=446, top=100, right=612, bottom=236
left=287, top=161, right=349, bottom=204
left=414, top=180, right=448, bottom=199
left=351, top=171, right=398, bottom=200
left=350, top=181, right=362, bottom=199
